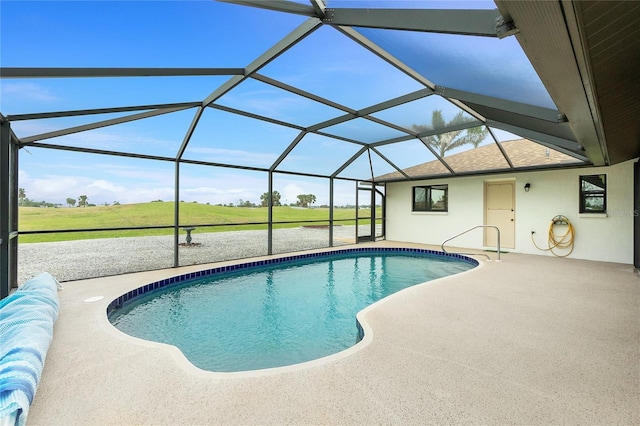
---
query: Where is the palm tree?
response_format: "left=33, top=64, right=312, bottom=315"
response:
left=260, top=191, right=282, bottom=207
left=411, top=110, right=488, bottom=157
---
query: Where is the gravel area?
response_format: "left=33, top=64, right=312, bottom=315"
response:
left=17, top=226, right=376, bottom=284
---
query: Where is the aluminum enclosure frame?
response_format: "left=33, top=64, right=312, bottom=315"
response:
left=2, top=0, right=622, bottom=296
left=0, top=117, right=19, bottom=298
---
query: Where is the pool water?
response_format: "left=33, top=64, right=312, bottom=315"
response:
left=109, top=251, right=474, bottom=372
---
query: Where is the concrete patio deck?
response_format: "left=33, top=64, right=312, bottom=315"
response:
left=28, top=242, right=639, bottom=425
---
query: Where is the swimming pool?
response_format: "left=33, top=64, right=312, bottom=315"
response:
left=107, top=248, right=477, bottom=372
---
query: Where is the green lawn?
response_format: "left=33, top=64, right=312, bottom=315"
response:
left=18, top=202, right=377, bottom=243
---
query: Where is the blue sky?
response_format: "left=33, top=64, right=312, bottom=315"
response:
left=1, top=0, right=540, bottom=207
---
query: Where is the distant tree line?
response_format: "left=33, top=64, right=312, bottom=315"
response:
left=18, top=189, right=120, bottom=208
left=258, top=192, right=316, bottom=208
left=18, top=187, right=367, bottom=209
left=200, top=192, right=319, bottom=208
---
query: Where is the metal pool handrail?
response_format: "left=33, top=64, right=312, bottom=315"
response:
left=441, top=225, right=501, bottom=261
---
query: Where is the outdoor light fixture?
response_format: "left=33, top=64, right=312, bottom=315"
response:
left=524, top=183, right=531, bottom=192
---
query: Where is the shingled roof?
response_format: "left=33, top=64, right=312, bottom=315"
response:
left=376, top=139, right=582, bottom=182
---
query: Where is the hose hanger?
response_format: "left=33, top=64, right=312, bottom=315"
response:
left=552, top=215, right=569, bottom=226
left=532, top=215, right=575, bottom=257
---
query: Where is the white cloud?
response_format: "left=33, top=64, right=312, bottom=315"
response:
left=19, top=168, right=173, bottom=206
left=183, top=187, right=227, bottom=195
left=186, top=146, right=277, bottom=167
left=122, top=187, right=174, bottom=204
left=10, top=119, right=180, bottom=156
left=220, top=89, right=308, bottom=122
left=1, top=82, right=59, bottom=103
left=87, top=179, right=126, bottom=193
left=94, top=164, right=175, bottom=186
left=281, top=183, right=305, bottom=205
left=10, top=121, right=59, bottom=139
left=48, top=128, right=179, bottom=154
left=25, top=175, right=84, bottom=200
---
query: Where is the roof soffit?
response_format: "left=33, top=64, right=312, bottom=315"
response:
left=571, top=0, right=640, bottom=164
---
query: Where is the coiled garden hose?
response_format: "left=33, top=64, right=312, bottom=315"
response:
left=531, top=215, right=575, bottom=257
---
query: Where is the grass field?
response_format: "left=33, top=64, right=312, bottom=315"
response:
left=18, top=202, right=378, bottom=243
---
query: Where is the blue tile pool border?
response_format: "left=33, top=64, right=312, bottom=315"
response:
left=106, top=247, right=478, bottom=317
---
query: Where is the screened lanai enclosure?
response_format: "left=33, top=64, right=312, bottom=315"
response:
left=1, top=0, right=636, bottom=298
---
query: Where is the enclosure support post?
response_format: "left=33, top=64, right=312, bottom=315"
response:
left=9, top=129, right=18, bottom=289
left=329, top=177, right=334, bottom=247
left=355, top=181, right=359, bottom=243
left=370, top=183, right=376, bottom=242
left=0, top=118, right=18, bottom=298
left=173, top=161, right=180, bottom=268
left=380, top=185, right=386, bottom=239
left=267, top=171, right=273, bottom=255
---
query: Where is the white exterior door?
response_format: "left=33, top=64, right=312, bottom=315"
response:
left=485, top=181, right=515, bottom=249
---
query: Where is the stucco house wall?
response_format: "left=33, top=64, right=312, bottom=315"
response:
left=384, top=159, right=636, bottom=264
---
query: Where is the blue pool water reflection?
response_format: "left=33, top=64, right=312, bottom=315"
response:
left=109, top=251, right=475, bottom=372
